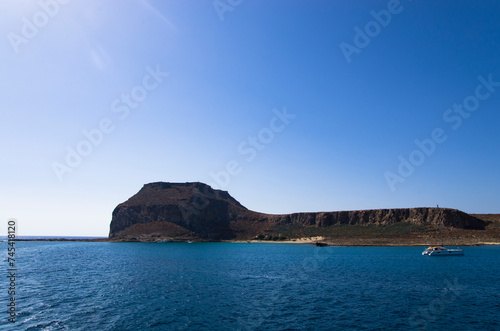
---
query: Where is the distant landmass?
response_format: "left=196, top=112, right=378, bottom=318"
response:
left=109, top=182, right=500, bottom=245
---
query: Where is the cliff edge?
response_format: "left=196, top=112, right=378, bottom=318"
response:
left=109, top=182, right=490, bottom=242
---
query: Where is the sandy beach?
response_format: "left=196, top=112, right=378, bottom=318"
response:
left=227, top=236, right=500, bottom=246
left=230, top=236, right=326, bottom=244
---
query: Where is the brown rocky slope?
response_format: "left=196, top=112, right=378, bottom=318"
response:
left=109, top=182, right=499, bottom=244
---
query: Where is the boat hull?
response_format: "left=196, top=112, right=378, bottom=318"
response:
left=422, top=247, right=464, bottom=256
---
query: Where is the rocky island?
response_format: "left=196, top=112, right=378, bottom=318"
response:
left=109, top=182, right=500, bottom=245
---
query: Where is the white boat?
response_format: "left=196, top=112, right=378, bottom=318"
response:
left=422, top=205, right=464, bottom=256
left=422, top=246, right=464, bottom=256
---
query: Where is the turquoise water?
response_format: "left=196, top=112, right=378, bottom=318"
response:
left=2, top=242, right=499, bottom=330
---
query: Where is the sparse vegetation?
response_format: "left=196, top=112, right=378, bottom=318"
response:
left=271, top=222, right=432, bottom=239
left=255, top=233, right=287, bottom=241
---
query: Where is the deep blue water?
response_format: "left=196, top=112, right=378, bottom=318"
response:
left=1, top=242, right=499, bottom=330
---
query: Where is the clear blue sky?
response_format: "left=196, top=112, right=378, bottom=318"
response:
left=1, top=0, right=499, bottom=236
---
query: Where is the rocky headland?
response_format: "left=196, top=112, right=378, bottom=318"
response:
left=108, top=182, right=500, bottom=245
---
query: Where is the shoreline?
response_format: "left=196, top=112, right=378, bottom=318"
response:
left=11, top=237, right=500, bottom=246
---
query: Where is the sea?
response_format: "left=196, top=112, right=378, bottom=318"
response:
left=1, top=241, right=499, bottom=330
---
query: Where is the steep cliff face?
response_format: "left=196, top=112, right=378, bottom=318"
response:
left=268, top=207, right=485, bottom=229
left=109, top=182, right=488, bottom=241
left=109, top=182, right=258, bottom=240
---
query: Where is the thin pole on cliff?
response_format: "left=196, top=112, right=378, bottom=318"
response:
left=437, top=205, right=443, bottom=247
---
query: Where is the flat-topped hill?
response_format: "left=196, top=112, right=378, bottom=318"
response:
left=108, top=182, right=498, bottom=244
left=110, top=182, right=258, bottom=240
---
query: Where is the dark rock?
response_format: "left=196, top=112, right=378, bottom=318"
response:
left=109, top=182, right=256, bottom=240
left=109, top=182, right=488, bottom=241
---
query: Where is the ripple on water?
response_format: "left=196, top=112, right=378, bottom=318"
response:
left=1, top=243, right=499, bottom=330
